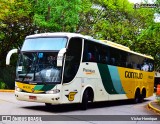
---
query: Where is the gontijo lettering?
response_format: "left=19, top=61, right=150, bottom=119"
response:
left=125, top=71, right=143, bottom=79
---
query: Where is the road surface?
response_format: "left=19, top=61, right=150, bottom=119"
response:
left=0, top=92, right=159, bottom=124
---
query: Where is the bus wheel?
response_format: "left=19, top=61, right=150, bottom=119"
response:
left=139, top=94, right=144, bottom=103
left=81, top=90, right=89, bottom=110
left=45, top=103, right=52, bottom=107
left=133, top=90, right=140, bottom=104
left=140, top=89, right=146, bottom=103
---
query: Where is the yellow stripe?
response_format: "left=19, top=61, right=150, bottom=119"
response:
left=16, top=82, right=43, bottom=93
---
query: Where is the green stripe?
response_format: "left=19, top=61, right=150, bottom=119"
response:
left=97, top=64, right=118, bottom=94
left=41, top=84, right=56, bottom=91
left=34, top=85, right=44, bottom=90
left=108, top=66, right=125, bottom=94
left=34, top=84, right=56, bottom=91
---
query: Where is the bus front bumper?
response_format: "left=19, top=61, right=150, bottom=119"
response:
left=15, top=91, right=61, bottom=104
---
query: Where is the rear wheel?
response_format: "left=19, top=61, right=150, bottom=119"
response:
left=133, top=90, right=141, bottom=104
left=140, top=89, right=146, bottom=103
left=139, top=94, right=144, bottom=103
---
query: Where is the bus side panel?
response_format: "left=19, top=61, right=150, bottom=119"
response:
left=61, top=78, right=82, bottom=104
left=118, top=67, right=154, bottom=99
left=97, top=64, right=128, bottom=101
left=77, top=63, right=110, bottom=102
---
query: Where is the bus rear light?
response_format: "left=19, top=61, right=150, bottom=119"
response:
left=45, top=89, right=60, bottom=94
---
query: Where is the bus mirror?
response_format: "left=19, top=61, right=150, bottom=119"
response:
left=57, top=48, right=66, bottom=67
left=6, top=49, right=18, bottom=65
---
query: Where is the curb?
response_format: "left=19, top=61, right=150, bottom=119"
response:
left=148, top=102, right=160, bottom=114
left=0, top=89, right=14, bottom=92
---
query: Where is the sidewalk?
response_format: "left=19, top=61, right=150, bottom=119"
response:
left=148, top=101, right=160, bottom=114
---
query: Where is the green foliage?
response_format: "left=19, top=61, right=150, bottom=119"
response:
left=0, top=66, right=15, bottom=89
left=0, top=0, right=160, bottom=73
left=32, top=0, right=81, bottom=32
left=137, top=23, right=160, bottom=68
left=0, top=81, right=7, bottom=89
left=0, top=0, right=38, bottom=66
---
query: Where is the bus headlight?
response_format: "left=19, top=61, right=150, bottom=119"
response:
left=15, top=86, right=22, bottom=92
left=45, top=89, right=60, bottom=94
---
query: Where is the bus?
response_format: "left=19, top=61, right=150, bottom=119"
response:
left=6, top=32, right=154, bottom=110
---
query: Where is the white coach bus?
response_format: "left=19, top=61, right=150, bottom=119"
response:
left=6, top=32, right=154, bottom=110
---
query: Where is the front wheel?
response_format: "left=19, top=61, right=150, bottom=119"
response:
left=81, top=90, right=89, bottom=110
left=45, top=103, right=52, bottom=107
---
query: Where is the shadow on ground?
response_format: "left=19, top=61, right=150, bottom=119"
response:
left=21, top=99, right=150, bottom=113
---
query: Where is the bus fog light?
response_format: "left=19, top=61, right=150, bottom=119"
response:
left=45, top=89, right=60, bottom=94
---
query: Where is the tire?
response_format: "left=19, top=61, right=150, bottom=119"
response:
left=133, top=91, right=140, bottom=104
left=140, top=89, right=146, bottom=103
left=45, top=103, right=52, bottom=107
left=81, top=90, right=89, bottom=110
left=139, top=94, right=144, bottom=103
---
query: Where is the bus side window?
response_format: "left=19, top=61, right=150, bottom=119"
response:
left=111, top=58, right=116, bottom=65
left=141, top=58, right=149, bottom=71
left=100, top=46, right=109, bottom=64
left=63, top=37, right=82, bottom=83
left=137, top=64, right=141, bottom=70
left=88, top=52, right=95, bottom=61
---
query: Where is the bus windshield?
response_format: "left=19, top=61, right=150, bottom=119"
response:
left=16, top=52, right=62, bottom=83
left=16, top=37, right=67, bottom=83
left=21, top=37, right=67, bottom=51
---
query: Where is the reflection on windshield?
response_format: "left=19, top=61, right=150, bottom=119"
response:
left=16, top=52, right=61, bottom=83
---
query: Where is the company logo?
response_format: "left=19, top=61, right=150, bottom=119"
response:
left=83, top=68, right=95, bottom=74
left=65, top=92, right=77, bottom=101
left=125, top=71, right=143, bottom=79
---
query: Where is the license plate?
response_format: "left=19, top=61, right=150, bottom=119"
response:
left=29, top=96, right=37, bottom=100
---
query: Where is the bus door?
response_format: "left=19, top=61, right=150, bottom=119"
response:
left=62, top=37, right=83, bottom=103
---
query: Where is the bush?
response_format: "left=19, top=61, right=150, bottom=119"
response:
left=0, top=81, right=7, bottom=89
left=0, top=66, right=15, bottom=89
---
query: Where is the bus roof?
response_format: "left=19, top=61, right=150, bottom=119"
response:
left=26, top=32, right=153, bottom=60
left=26, top=32, right=85, bottom=39
left=98, top=40, right=153, bottom=60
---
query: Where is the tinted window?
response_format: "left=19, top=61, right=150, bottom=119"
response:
left=82, top=39, right=154, bottom=72
left=63, top=37, right=82, bottom=83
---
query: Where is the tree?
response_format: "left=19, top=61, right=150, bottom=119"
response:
left=135, top=0, right=160, bottom=70
left=77, top=0, right=159, bottom=69
left=32, top=0, right=81, bottom=32
left=0, top=0, right=38, bottom=66
left=137, top=23, right=160, bottom=70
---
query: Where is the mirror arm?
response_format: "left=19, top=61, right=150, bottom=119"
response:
left=6, top=49, right=18, bottom=65
left=57, top=48, right=66, bottom=67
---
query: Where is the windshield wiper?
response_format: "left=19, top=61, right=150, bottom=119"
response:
left=22, top=66, right=31, bottom=82
left=21, top=53, right=36, bottom=82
